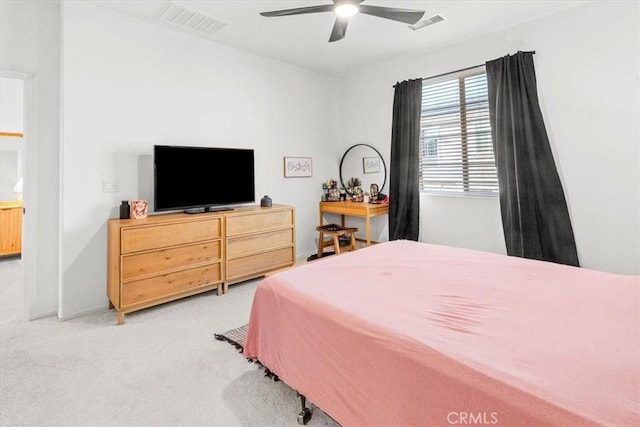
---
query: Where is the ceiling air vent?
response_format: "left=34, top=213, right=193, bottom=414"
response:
left=409, top=15, right=444, bottom=31
left=158, top=2, right=227, bottom=39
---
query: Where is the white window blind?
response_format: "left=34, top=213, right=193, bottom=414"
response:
left=419, top=68, right=498, bottom=196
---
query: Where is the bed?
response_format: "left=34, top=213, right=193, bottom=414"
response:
left=243, top=240, right=639, bottom=426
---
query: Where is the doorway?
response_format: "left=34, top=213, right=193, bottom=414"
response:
left=0, top=75, right=25, bottom=324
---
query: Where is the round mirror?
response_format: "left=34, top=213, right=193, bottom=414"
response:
left=339, top=144, right=387, bottom=199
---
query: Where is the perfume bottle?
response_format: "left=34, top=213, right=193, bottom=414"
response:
left=119, top=201, right=130, bottom=219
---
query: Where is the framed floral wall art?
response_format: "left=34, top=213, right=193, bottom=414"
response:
left=363, top=156, right=381, bottom=174
left=284, top=157, right=312, bottom=178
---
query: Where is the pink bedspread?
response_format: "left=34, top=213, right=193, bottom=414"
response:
left=244, top=240, right=639, bottom=426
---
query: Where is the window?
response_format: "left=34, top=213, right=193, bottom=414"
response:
left=419, top=68, right=498, bottom=196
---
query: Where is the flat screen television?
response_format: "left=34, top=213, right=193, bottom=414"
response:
left=154, top=145, right=255, bottom=213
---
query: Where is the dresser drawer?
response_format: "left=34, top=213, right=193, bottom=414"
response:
left=121, top=240, right=221, bottom=281
left=226, top=247, right=294, bottom=281
left=227, top=228, right=293, bottom=259
left=121, top=218, right=222, bottom=254
left=121, top=264, right=222, bottom=307
left=226, top=209, right=292, bottom=236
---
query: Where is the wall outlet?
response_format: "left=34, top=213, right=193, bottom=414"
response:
left=102, top=180, right=119, bottom=193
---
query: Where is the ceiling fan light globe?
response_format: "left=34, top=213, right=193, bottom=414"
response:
left=334, top=4, right=358, bottom=17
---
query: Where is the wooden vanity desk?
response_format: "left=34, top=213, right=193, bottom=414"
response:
left=319, top=200, right=389, bottom=246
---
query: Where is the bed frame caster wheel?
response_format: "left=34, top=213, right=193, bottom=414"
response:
left=297, top=408, right=312, bottom=425
left=296, top=393, right=312, bottom=425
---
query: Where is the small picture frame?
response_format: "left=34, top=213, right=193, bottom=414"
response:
left=130, top=200, right=148, bottom=219
left=284, top=157, right=313, bottom=178
left=363, top=157, right=381, bottom=174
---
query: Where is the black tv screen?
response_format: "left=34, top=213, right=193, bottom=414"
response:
left=154, top=145, right=255, bottom=212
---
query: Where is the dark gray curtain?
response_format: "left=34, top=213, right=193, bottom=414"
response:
left=389, top=79, right=422, bottom=241
left=486, top=52, right=579, bottom=266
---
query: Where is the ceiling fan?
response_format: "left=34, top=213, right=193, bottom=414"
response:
left=260, top=0, right=425, bottom=43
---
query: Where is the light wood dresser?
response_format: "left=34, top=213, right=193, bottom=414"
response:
left=224, top=205, right=296, bottom=293
left=107, top=204, right=295, bottom=324
left=0, top=200, right=22, bottom=257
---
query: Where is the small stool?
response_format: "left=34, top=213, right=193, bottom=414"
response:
left=316, top=224, right=358, bottom=258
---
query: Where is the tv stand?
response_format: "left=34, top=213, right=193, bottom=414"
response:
left=184, top=206, right=235, bottom=214
left=107, top=205, right=295, bottom=324
left=184, top=208, right=206, bottom=214
left=207, top=206, right=234, bottom=212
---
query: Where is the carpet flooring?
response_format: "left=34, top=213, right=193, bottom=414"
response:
left=1, top=277, right=338, bottom=426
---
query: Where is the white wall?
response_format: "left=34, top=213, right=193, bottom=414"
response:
left=339, top=0, right=639, bottom=274
left=60, top=2, right=340, bottom=318
left=3, top=0, right=638, bottom=322
left=0, top=0, right=60, bottom=319
left=0, top=77, right=24, bottom=133
left=0, top=138, right=21, bottom=201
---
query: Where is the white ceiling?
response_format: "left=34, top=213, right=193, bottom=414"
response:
left=91, top=0, right=591, bottom=76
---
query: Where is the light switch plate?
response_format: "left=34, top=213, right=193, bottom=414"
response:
left=102, top=180, right=119, bottom=193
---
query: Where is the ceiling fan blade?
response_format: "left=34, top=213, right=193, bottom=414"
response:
left=329, top=16, right=349, bottom=42
left=358, top=5, right=425, bottom=25
left=260, top=4, right=333, bottom=17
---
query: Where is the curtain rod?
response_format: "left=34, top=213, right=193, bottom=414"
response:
left=394, top=51, right=536, bottom=87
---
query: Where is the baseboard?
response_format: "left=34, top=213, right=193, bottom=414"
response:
left=26, top=309, right=57, bottom=321
left=296, top=252, right=317, bottom=265
left=58, top=304, right=108, bottom=321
